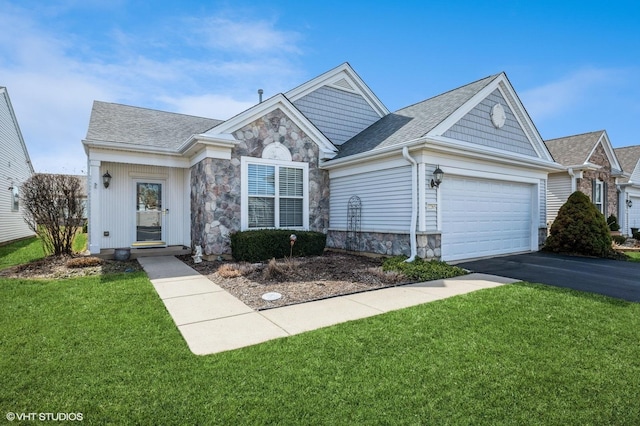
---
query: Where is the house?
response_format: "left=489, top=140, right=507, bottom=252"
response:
left=0, top=86, right=34, bottom=245
left=82, top=63, right=561, bottom=262
left=614, top=145, right=640, bottom=235
left=544, top=130, right=623, bottom=228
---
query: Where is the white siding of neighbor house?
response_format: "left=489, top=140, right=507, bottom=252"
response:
left=547, top=173, right=572, bottom=225
left=293, top=86, right=380, bottom=146
left=0, top=88, right=34, bottom=244
left=96, top=162, right=188, bottom=249
left=539, top=179, right=547, bottom=227
left=330, top=164, right=412, bottom=233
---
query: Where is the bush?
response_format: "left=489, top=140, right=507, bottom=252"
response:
left=382, top=256, right=466, bottom=281
left=607, top=215, right=620, bottom=232
left=612, top=235, right=628, bottom=245
left=230, top=230, right=326, bottom=262
left=544, top=191, right=613, bottom=257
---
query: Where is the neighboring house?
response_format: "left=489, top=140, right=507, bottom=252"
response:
left=0, top=86, right=34, bottom=245
left=544, top=130, right=623, bottom=227
left=614, top=146, right=640, bottom=235
left=82, top=63, right=561, bottom=262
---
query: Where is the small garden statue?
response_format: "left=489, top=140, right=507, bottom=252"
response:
left=193, top=245, right=203, bottom=264
left=289, top=234, right=297, bottom=258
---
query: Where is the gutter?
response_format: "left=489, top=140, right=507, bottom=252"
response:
left=402, top=147, right=418, bottom=262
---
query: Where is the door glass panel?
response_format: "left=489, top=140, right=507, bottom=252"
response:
left=136, top=183, right=162, bottom=241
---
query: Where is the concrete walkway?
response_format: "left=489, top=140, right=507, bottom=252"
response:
left=137, top=256, right=518, bottom=355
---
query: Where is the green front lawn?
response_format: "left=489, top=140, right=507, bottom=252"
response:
left=2, top=269, right=639, bottom=424
left=625, top=251, right=640, bottom=262
left=0, top=237, right=45, bottom=270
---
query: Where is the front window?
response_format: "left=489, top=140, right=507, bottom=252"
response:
left=594, top=180, right=604, bottom=214
left=243, top=158, right=307, bottom=229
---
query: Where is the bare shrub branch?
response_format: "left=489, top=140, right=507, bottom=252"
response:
left=22, top=174, right=85, bottom=256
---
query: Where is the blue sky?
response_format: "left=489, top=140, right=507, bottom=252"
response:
left=2, top=0, right=639, bottom=173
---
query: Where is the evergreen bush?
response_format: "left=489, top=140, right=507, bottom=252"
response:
left=230, top=229, right=326, bottom=262
left=607, top=215, right=620, bottom=232
left=544, top=191, right=613, bottom=257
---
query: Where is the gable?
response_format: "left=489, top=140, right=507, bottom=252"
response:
left=443, top=89, right=538, bottom=157
left=0, top=88, right=33, bottom=175
left=293, top=85, right=381, bottom=145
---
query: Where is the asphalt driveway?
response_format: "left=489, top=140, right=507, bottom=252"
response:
left=456, top=252, right=640, bottom=302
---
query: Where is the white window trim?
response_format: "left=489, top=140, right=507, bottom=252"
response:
left=241, top=156, right=309, bottom=230
left=594, top=180, right=604, bottom=214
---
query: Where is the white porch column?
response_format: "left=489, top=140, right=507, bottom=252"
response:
left=88, top=160, right=102, bottom=254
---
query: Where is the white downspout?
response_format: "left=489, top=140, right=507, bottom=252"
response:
left=568, top=167, right=576, bottom=192
left=402, top=147, right=418, bottom=262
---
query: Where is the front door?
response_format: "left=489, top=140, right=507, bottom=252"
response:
left=135, top=182, right=164, bottom=245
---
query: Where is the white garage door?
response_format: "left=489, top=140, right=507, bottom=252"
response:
left=628, top=196, right=640, bottom=234
left=441, top=176, right=533, bottom=261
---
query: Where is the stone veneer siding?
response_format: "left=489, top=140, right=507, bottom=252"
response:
left=327, top=230, right=442, bottom=260
left=191, top=108, right=330, bottom=257
left=576, top=143, right=618, bottom=218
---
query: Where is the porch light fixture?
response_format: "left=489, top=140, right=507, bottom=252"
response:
left=102, top=171, right=112, bottom=188
left=431, top=166, right=444, bottom=188
left=627, top=199, right=633, bottom=208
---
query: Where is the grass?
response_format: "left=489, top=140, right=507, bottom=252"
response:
left=625, top=251, right=640, bottom=262
left=0, top=233, right=87, bottom=271
left=1, top=268, right=639, bottom=424
left=0, top=237, right=45, bottom=270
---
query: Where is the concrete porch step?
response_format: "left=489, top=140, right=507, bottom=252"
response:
left=97, top=245, right=191, bottom=260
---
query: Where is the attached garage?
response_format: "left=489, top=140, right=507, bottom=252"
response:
left=628, top=196, right=640, bottom=234
left=441, top=176, right=534, bottom=261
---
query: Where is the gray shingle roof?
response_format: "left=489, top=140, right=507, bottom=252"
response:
left=614, top=145, right=640, bottom=175
left=85, top=101, right=223, bottom=150
left=332, top=74, right=500, bottom=159
left=543, top=130, right=605, bottom=165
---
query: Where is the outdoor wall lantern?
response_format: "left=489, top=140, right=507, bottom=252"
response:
left=627, top=199, right=633, bottom=208
left=102, top=171, right=112, bottom=189
left=431, top=166, right=444, bottom=188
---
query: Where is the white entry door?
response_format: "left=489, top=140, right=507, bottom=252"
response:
left=135, top=181, right=165, bottom=245
left=441, top=176, right=533, bottom=261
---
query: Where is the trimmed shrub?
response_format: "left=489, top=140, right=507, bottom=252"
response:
left=612, top=235, right=627, bottom=245
left=230, top=230, right=326, bottom=262
left=544, top=191, right=613, bottom=257
left=382, top=256, right=466, bottom=281
left=607, top=215, right=621, bottom=232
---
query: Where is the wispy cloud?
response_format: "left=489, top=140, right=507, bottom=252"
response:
left=0, top=3, right=305, bottom=173
left=520, top=67, right=629, bottom=122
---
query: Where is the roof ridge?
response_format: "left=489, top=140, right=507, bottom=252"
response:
left=395, top=72, right=501, bottom=112
left=545, top=129, right=605, bottom=142
left=93, top=100, right=223, bottom=122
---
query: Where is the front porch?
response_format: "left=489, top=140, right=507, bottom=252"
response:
left=95, top=245, right=191, bottom=260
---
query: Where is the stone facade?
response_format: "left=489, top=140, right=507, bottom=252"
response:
left=327, top=230, right=442, bottom=260
left=576, top=143, right=618, bottom=218
left=190, top=108, right=330, bottom=257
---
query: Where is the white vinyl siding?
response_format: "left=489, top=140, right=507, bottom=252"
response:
left=330, top=165, right=412, bottom=233
left=539, top=179, right=547, bottom=227
left=546, top=173, right=572, bottom=225
left=0, top=87, right=34, bottom=244
left=96, top=162, right=188, bottom=249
